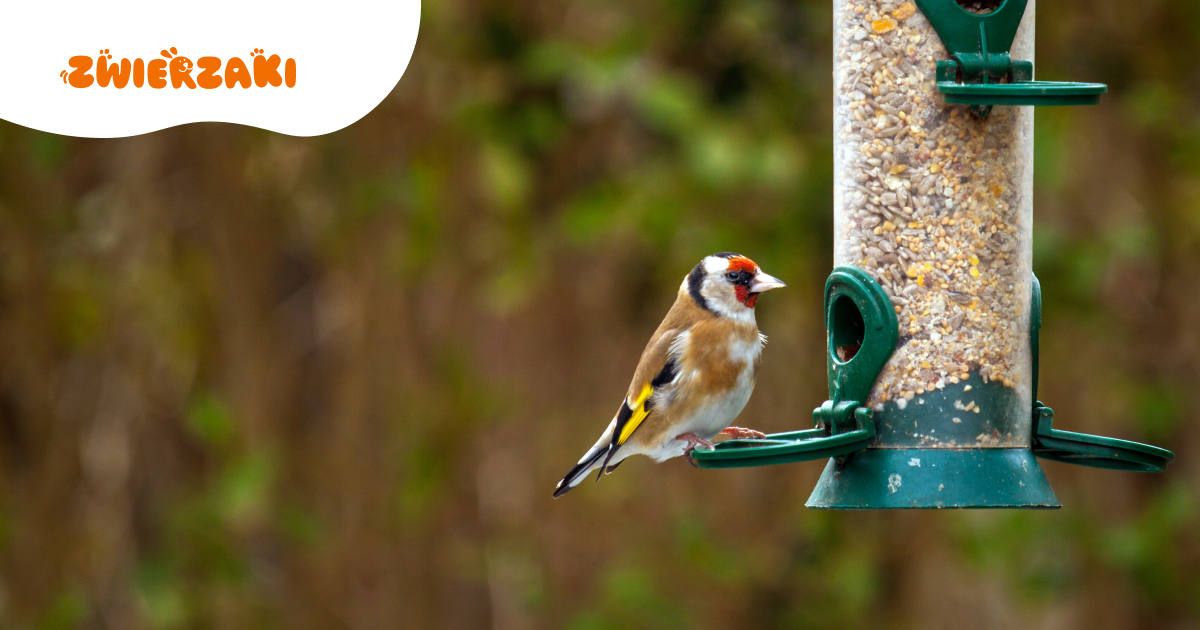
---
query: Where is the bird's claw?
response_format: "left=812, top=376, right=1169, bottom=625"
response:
left=719, top=426, right=767, bottom=440
left=675, top=432, right=715, bottom=451
left=675, top=432, right=715, bottom=467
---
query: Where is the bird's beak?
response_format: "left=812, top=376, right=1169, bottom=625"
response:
left=749, top=272, right=786, bottom=293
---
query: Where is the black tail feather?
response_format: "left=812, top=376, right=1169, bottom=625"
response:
left=597, top=443, right=621, bottom=481
left=553, top=446, right=609, bottom=498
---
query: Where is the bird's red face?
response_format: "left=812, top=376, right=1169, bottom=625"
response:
left=688, top=253, right=786, bottom=319
left=725, top=256, right=763, bottom=307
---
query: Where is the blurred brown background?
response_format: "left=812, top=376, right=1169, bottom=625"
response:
left=1, top=0, right=1198, bottom=627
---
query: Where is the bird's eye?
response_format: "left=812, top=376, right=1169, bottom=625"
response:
left=726, top=271, right=740, bottom=282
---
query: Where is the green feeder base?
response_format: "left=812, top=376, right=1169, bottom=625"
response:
left=806, top=448, right=1060, bottom=509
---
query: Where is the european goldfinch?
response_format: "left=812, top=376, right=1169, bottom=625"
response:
left=553, top=253, right=785, bottom=497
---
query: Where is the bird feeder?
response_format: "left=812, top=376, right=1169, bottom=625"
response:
left=692, top=0, right=1174, bottom=507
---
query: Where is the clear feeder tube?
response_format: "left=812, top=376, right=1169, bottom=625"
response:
left=833, top=0, right=1034, bottom=447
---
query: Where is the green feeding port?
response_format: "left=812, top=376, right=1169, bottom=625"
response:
left=691, top=268, right=890, bottom=470
left=692, top=270, right=1175, bottom=508
left=914, top=0, right=1106, bottom=114
left=1028, top=276, right=1174, bottom=474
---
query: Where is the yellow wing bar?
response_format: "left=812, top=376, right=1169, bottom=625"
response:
left=617, top=382, right=653, bottom=445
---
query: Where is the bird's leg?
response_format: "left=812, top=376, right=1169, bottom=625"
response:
left=675, top=432, right=715, bottom=468
left=676, top=432, right=716, bottom=450
left=720, top=426, right=767, bottom=440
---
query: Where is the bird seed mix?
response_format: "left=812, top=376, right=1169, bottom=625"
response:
left=833, top=0, right=1034, bottom=442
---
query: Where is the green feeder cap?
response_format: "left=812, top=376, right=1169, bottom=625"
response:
left=913, top=0, right=1107, bottom=114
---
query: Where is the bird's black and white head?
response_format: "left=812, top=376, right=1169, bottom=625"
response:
left=684, top=253, right=785, bottom=321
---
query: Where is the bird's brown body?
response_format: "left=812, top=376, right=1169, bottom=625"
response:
left=553, top=253, right=784, bottom=497
left=624, top=298, right=764, bottom=451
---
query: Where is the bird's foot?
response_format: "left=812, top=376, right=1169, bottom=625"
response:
left=675, top=432, right=715, bottom=468
left=675, top=432, right=716, bottom=451
left=719, top=426, right=767, bottom=440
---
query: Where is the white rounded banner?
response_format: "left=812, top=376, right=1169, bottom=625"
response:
left=0, top=1, right=421, bottom=137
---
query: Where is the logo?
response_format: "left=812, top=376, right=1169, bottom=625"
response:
left=2, top=0, right=419, bottom=137
left=62, top=47, right=297, bottom=89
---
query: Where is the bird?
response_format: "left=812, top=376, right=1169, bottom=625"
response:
left=553, top=253, right=785, bottom=498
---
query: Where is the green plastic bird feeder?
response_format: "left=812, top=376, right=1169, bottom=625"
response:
left=691, top=0, right=1173, bottom=507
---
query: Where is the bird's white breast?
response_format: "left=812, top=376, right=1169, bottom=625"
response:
left=644, top=333, right=763, bottom=462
